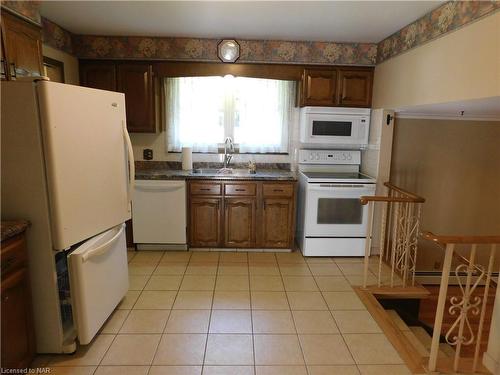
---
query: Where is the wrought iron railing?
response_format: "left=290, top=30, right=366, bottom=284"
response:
left=421, top=232, right=500, bottom=374
left=360, top=182, right=425, bottom=288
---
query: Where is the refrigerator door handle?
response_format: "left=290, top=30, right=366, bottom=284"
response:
left=81, top=224, right=125, bottom=262
left=122, top=121, right=135, bottom=204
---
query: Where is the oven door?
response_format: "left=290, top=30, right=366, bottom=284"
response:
left=301, top=114, right=369, bottom=146
left=304, top=183, right=375, bottom=237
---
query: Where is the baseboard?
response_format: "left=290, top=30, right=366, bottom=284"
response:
left=415, top=271, right=499, bottom=285
left=136, top=243, right=188, bottom=251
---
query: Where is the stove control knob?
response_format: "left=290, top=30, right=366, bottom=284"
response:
left=346, top=153, right=352, bottom=160
left=309, top=153, right=314, bottom=160
left=315, top=154, right=320, bottom=160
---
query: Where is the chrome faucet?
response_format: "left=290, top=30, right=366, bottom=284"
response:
left=223, top=137, right=234, bottom=168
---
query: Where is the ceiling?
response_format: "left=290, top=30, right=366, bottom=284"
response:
left=396, top=97, right=500, bottom=121
left=40, top=1, right=442, bottom=43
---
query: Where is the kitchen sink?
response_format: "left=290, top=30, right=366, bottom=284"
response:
left=190, top=168, right=254, bottom=176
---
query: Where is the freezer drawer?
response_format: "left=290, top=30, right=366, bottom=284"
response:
left=132, top=180, right=187, bottom=245
left=68, top=224, right=128, bottom=345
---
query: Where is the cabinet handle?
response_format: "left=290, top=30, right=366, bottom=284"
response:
left=200, top=188, right=211, bottom=191
left=235, top=188, right=245, bottom=192
left=0, top=59, right=6, bottom=79
left=9, top=63, right=17, bottom=78
left=2, top=294, right=8, bottom=302
left=273, top=189, right=284, bottom=192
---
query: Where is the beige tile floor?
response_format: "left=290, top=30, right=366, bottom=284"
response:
left=33, top=250, right=411, bottom=375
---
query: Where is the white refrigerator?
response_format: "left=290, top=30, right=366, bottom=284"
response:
left=1, top=79, right=134, bottom=353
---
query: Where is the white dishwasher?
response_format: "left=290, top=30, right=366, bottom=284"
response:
left=132, top=180, right=187, bottom=250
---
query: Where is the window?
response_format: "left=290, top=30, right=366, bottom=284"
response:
left=165, top=76, right=295, bottom=153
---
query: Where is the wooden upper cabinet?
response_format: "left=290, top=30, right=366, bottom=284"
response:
left=1, top=11, right=42, bottom=79
left=189, top=197, right=222, bottom=247
left=80, top=63, right=117, bottom=91
left=299, top=67, right=373, bottom=108
left=79, top=61, right=156, bottom=133
left=301, top=69, right=337, bottom=106
left=224, top=198, right=256, bottom=248
left=338, top=69, right=373, bottom=107
left=117, top=63, right=156, bottom=133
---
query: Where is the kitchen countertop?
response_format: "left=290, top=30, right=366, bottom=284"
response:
left=136, top=168, right=297, bottom=181
left=1, top=220, right=30, bottom=242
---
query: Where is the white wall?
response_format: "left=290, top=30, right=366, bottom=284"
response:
left=372, top=12, right=500, bottom=110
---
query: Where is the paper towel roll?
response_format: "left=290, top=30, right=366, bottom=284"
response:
left=182, top=147, right=193, bottom=170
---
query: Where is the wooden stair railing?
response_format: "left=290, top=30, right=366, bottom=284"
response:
left=360, top=182, right=426, bottom=290
left=421, top=232, right=500, bottom=374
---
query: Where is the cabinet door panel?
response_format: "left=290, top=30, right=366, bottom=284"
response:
left=302, top=69, right=337, bottom=106
left=262, top=198, right=293, bottom=248
left=189, top=197, right=222, bottom=247
left=1, top=267, right=35, bottom=369
left=2, top=12, right=42, bottom=78
left=80, top=63, right=117, bottom=91
left=117, top=64, right=155, bottom=133
left=224, top=198, right=256, bottom=248
left=338, top=70, right=373, bottom=107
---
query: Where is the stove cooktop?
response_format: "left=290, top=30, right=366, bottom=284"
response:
left=300, top=171, right=376, bottom=183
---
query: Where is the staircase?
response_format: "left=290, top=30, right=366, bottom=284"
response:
left=387, top=310, right=456, bottom=360
left=384, top=309, right=493, bottom=374
left=357, top=182, right=500, bottom=374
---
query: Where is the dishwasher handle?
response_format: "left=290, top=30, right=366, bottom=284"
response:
left=135, top=181, right=185, bottom=192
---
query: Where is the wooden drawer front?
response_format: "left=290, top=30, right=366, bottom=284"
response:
left=190, top=183, right=222, bottom=195
left=263, top=183, right=294, bottom=197
left=225, top=183, right=256, bottom=196
left=1, top=236, right=28, bottom=278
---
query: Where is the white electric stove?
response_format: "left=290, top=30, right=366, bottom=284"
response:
left=296, top=149, right=376, bottom=257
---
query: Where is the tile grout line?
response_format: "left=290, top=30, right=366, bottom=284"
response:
left=248, top=251, right=257, bottom=375
left=278, top=252, right=309, bottom=373
left=149, top=250, right=191, bottom=369
left=200, top=251, right=220, bottom=373
left=94, top=251, right=164, bottom=371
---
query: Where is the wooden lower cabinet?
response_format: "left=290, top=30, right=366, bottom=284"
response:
left=188, top=180, right=296, bottom=249
left=262, top=198, right=294, bottom=248
left=189, top=197, right=222, bottom=247
left=224, top=198, right=256, bottom=248
left=1, top=234, right=35, bottom=369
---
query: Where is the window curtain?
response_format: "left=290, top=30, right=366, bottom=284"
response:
left=165, top=76, right=295, bottom=153
left=165, top=76, right=225, bottom=153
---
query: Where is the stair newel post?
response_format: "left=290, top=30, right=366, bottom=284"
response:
left=390, top=201, right=400, bottom=288
left=377, top=200, right=388, bottom=287
left=472, top=244, right=496, bottom=372
left=363, top=200, right=375, bottom=288
left=429, top=243, right=455, bottom=373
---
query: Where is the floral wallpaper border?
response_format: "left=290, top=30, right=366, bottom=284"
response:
left=73, top=35, right=377, bottom=65
left=42, top=17, right=74, bottom=55
left=5, top=0, right=499, bottom=66
left=377, top=1, right=500, bottom=63
left=1, top=0, right=41, bottom=25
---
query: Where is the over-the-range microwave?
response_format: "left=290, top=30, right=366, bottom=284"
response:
left=299, top=107, right=371, bottom=149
